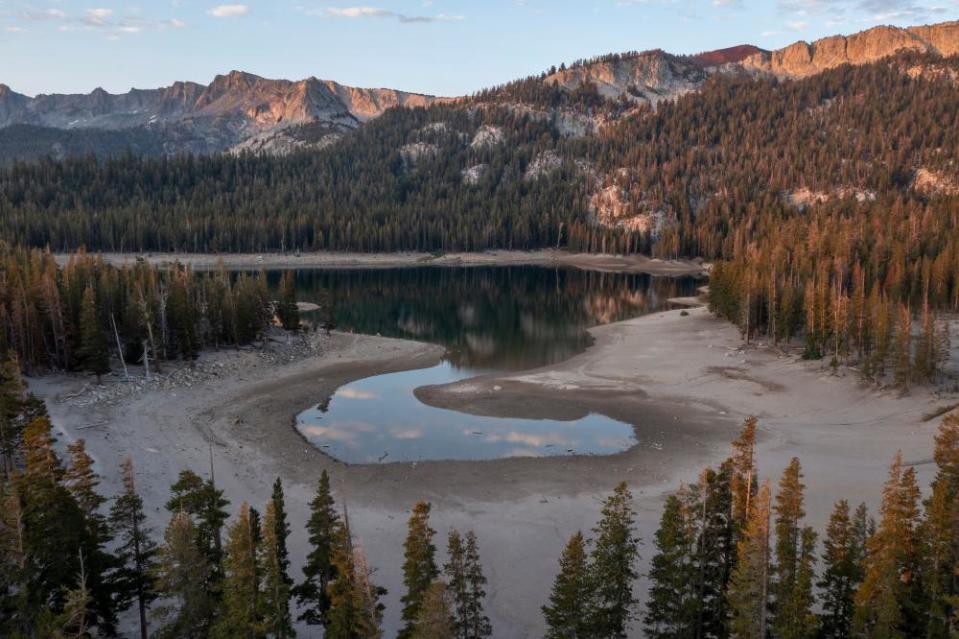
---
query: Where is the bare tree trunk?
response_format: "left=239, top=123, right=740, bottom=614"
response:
left=111, top=314, right=129, bottom=381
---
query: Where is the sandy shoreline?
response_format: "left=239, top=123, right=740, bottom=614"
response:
left=27, top=307, right=957, bottom=638
left=60, top=249, right=708, bottom=277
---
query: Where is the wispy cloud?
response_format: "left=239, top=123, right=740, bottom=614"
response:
left=207, top=4, right=250, bottom=18
left=778, top=0, right=940, bottom=20
left=15, top=6, right=186, bottom=38
left=312, top=6, right=464, bottom=23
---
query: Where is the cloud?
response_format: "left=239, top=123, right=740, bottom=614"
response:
left=778, top=0, right=938, bottom=17
left=315, top=6, right=463, bottom=23
left=16, top=5, right=186, bottom=37
left=20, top=8, right=68, bottom=21
left=84, top=8, right=113, bottom=27
left=389, top=428, right=424, bottom=440
left=207, top=4, right=250, bottom=18
left=338, top=388, right=377, bottom=400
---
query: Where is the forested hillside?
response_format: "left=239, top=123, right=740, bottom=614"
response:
left=1, top=52, right=957, bottom=382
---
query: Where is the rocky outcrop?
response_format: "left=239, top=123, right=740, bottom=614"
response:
left=742, top=21, right=959, bottom=78
left=399, top=142, right=438, bottom=170
left=543, top=51, right=708, bottom=105
left=537, top=20, right=959, bottom=111
left=321, top=81, right=446, bottom=121
left=470, top=125, right=504, bottom=149
left=912, top=168, right=959, bottom=196
left=0, top=70, right=444, bottom=155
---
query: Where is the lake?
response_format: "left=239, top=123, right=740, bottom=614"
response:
left=279, top=266, right=701, bottom=464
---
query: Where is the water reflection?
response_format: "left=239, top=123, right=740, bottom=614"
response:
left=287, top=266, right=702, bottom=464
left=276, top=266, right=699, bottom=371
left=296, top=362, right=636, bottom=464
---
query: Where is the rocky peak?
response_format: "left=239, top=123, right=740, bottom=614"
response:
left=742, top=21, right=959, bottom=77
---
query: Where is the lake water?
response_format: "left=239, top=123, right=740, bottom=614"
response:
left=279, top=266, right=701, bottom=464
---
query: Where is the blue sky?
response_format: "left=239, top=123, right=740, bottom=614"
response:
left=1, top=0, right=957, bottom=96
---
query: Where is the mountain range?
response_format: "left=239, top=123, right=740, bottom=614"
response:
left=0, top=19, right=957, bottom=163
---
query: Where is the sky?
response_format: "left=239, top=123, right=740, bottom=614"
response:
left=1, top=0, right=957, bottom=97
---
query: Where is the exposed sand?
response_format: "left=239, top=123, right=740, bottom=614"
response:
left=27, top=306, right=957, bottom=638
left=420, top=306, right=959, bottom=533
left=66, top=249, right=707, bottom=277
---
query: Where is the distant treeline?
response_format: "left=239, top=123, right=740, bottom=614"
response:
left=0, top=245, right=284, bottom=375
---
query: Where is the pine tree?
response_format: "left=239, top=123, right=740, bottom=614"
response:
left=12, top=416, right=118, bottom=636
left=77, top=285, right=110, bottom=383
left=818, top=500, right=866, bottom=638
left=270, top=478, right=292, bottom=587
left=109, top=458, right=158, bottom=639
left=461, top=531, right=492, bottom=639
left=213, top=502, right=262, bottom=638
left=690, top=465, right=736, bottom=638
left=542, top=531, right=594, bottom=639
left=0, top=354, right=26, bottom=478
left=772, top=458, right=817, bottom=639
left=64, top=440, right=105, bottom=523
left=728, top=481, right=772, bottom=639
left=153, top=511, right=215, bottom=639
left=294, top=469, right=340, bottom=626
left=643, top=493, right=698, bottom=638
left=165, top=469, right=230, bottom=574
left=853, top=451, right=922, bottom=638
left=590, top=482, right=640, bottom=638
left=276, top=271, right=300, bottom=331
left=410, top=579, right=456, bottom=639
left=445, top=529, right=468, bottom=639
left=399, top=501, right=439, bottom=639
left=919, top=415, right=959, bottom=638
left=326, top=518, right=382, bottom=639
left=730, top=416, right=759, bottom=531
left=260, top=500, right=294, bottom=639
left=892, top=305, right=912, bottom=389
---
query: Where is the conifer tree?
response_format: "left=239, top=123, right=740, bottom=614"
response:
left=410, top=579, right=456, bottom=639
left=0, top=354, right=26, bottom=478
left=853, top=451, right=923, bottom=638
left=919, top=415, right=959, bottom=637
left=77, top=285, right=110, bottom=383
left=462, top=531, right=492, bottom=639
left=109, top=458, right=158, bottom=639
left=400, top=501, right=440, bottom=639
left=294, top=469, right=340, bottom=626
left=276, top=271, right=300, bottom=331
left=153, top=511, right=215, bottom=639
left=772, top=458, right=817, bottom=639
left=260, top=500, right=294, bottom=639
left=542, top=531, right=593, bottom=639
left=689, top=465, right=736, bottom=638
left=213, top=503, right=262, bottom=638
left=590, top=482, right=640, bottom=638
left=643, top=493, right=698, bottom=638
left=728, top=481, right=772, bottom=639
left=165, top=469, right=230, bottom=574
left=729, top=416, right=759, bottom=531
left=12, top=416, right=118, bottom=635
left=270, top=478, right=292, bottom=587
left=818, top=500, right=866, bottom=638
left=326, top=518, right=382, bottom=639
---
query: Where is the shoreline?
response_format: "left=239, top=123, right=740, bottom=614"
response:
left=26, top=306, right=958, bottom=638
left=57, top=249, right=708, bottom=277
